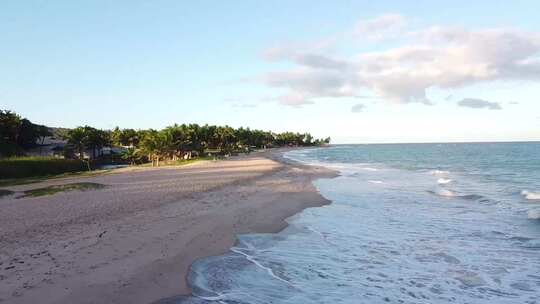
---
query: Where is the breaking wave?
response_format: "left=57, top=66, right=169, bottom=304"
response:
left=437, top=178, right=453, bottom=184
left=430, top=170, right=450, bottom=175
left=428, top=189, right=484, bottom=201
left=522, top=190, right=540, bottom=200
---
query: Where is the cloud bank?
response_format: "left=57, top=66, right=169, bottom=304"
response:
left=261, top=14, right=540, bottom=107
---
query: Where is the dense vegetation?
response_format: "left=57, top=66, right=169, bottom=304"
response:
left=0, top=110, right=51, bottom=157
left=0, top=110, right=330, bottom=177
left=64, top=124, right=330, bottom=166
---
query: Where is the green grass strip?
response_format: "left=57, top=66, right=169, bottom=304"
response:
left=19, top=182, right=106, bottom=198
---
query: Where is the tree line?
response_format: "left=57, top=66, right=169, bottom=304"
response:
left=1, top=110, right=330, bottom=165
left=67, top=124, right=330, bottom=166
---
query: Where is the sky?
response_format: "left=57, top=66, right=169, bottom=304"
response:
left=1, top=0, right=540, bottom=143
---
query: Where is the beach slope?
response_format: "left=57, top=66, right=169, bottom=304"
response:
left=0, top=150, right=336, bottom=304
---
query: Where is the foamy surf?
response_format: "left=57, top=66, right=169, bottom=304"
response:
left=522, top=190, right=540, bottom=200
left=437, top=178, right=452, bottom=184
left=430, top=170, right=450, bottom=175
left=368, top=180, right=384, bottom=184
left=229, top=247, right=294, bottom=287
left=362, top=167, right=378, bottom=171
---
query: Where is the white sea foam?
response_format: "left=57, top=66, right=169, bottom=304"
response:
left=429, top=170, right=450, bottom=175
left=362, top=167, right=378, bottom=171
left=230, top=247, right=294, bottom=286
left=437, top=178, right=453, bottom=184
left=522, top=190, right=540, bottom=200
left=430, top=169, right=450, bottom=175
left=528, top=209, right=540, bottom=220
left=368, top=180, right=384, bottom=184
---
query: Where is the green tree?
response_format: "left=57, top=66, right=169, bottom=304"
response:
left=64, top=126, right=109, bottom=159
left=17, top=119, right=40, bottom=149
left=84, top=127, right=110, bottom=159
left=112, top=127, right=139, bottom=147
left=121, top=147, right=141, bottom=165
left=0, top=110, right=23, bottom=156
left=65, top=127, right=88, bottom=159
left=304, top=133, right=313, bottom=146
left=139, top=130, right=172, bottom=166
left=0, top=110, right=21, bottom=143
left=215, top=126, right=236, bottom=155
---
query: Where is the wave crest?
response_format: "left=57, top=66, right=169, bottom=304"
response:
left=430, top=170, right=450, bottom=175
left=522, top=190, right=540, bottom=200
left=437, top=178, right=453, bottom=184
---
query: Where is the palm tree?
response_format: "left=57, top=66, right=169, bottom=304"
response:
left=112, top=127, right=140, bottom=148
left=215, top=126, right=236, bottom=155
left=81, top=127, right=110, bottom=159
left=140, top=130, right=172, bottom=166
left=121, top=147, right=140, bottom=165
left=65, top=127, right=87, bottom=159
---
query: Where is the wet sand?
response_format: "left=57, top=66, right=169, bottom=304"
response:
left=0, top=149, right=336, bottom=304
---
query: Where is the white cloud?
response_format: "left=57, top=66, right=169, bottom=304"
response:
left=263, top=37, right=338, bottom=62
left=260, top=15, right=540, bottom=107
left=263, top=68, right=357, bottom=105
left=351, top=104, right=366, bottom=112
left=457, top=98, right=502, bottom=110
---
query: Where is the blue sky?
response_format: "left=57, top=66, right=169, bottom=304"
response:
left=2, top=1, right=539, bottom=143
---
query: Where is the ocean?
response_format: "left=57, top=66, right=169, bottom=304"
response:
left=171, top=142, right=540, bottom=304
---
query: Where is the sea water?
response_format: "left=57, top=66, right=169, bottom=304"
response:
left=167, top=142, right=540, bottom=304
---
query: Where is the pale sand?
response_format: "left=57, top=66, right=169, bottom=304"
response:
left=0, top=149, right=337, bottom=304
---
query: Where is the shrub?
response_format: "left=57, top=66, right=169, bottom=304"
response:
left=0, top=142, right=24, bottom=158
left=0, top=157, right=87, bottom=179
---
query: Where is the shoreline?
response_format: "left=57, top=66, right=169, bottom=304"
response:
left=0, top=148, right=337, bottom=304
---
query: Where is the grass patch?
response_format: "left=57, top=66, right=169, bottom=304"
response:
left=0, top=189, right=14, bottom=198
left=0, top=169, right=111, bottom=187
left=0, top=156, right=216, bottom=186
left=19, top=182, right=106, bottom=198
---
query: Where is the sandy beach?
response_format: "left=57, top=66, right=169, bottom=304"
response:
left=0, top=149, right=336, bottom=304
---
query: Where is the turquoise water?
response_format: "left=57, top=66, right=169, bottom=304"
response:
left=165, top=143, right=540, bottom=304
